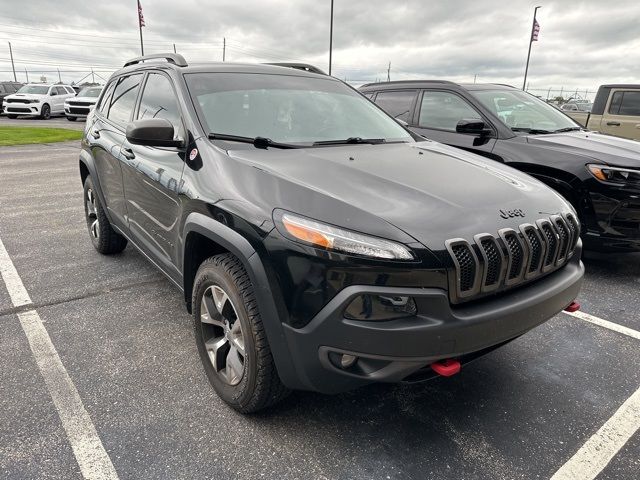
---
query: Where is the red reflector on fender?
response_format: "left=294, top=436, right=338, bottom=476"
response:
left=431, top=359, right=461, bottom=377
left=564, top=301, right=580, bottom=313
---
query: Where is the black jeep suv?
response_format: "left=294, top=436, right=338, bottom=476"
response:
left=79, top=54, right=584, bottom=412
left=361, top=81, right=640, bottom=252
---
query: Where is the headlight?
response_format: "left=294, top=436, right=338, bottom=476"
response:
left=277, top=212, right=414, bottom=260
left=587, top=164, right=640, bottom=186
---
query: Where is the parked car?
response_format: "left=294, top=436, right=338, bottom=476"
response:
left=561, top=101, right=592, bottom=126
left=80, top=54, right=583, bottom=412
left=579, top=84, right=640, bottom=140
left=3, top=83, right=76, bottom=119
left=361, top=81, right=640, bottom=252
left=0, top=81, right=23, bottom=114
left=65, top=86, right=102, bottom=121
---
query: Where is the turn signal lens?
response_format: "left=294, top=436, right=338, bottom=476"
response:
left=280, top=213, right=414, bottom=260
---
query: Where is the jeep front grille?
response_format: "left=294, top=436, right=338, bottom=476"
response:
left=445, top=213, right=579, bottom=303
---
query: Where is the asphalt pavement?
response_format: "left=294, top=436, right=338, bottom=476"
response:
left=0, top=141, right=638, bottom=479
left=0, top=114, right=86, bottom=130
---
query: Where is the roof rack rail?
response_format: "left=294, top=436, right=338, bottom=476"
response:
left=265, top=63, right=327, bottom=75
left=123, top=53, right=188, bottom=68
left=359, top=79, right=458, bottom=88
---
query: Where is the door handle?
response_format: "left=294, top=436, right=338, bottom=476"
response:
left=92, top=129, right=100, bottom=138
left=121, top=147, right=135, bottom=160
left=606, top=121, right=621, bottom=126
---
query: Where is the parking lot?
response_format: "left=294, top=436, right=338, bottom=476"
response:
left=0, top=138, right=639, bottom=479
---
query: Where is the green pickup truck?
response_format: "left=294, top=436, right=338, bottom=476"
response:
left=567, top=84, right=640, bottom=140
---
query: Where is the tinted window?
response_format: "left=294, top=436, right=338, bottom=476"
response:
left=609, top=92, right=623, bottom=114
left=419, top=91, right=481, bottom=131
left=618, top=91, right=640, bottom=116
left=107, top=74, right=143, bottom=126
left=65, top=86, right=75, bottom=94
left=137, top=73, right=181, bottom=135
left=0, top=85, right=5, bottom=93
left=373, top=90, right=416, bottom=122
left=56, top=86, right=68, bottom=95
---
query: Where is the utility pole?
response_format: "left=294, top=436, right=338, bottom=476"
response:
left=329, top=0, right=334, bottom=75
left=223, top=37, right=226, bottom=61
left=138, top=0, right=145, bottom=55
left=8, top=42, right=17, bottom=81
left=91, top=68, right=95, bottom=83
left=522, top=6, right=541, bottom=90
left=173, top=43, right=177, bottom=54
left=386, top=62, right=391, bottom=82
left=24, top=68, right=29, bottom=82
left=57, top=68, right=62, bottom=83
left=474, top=74, right=477, bottom=84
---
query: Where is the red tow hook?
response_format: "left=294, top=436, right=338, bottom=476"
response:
left=431, top=358, right=461, bottom=377
left=564, top=301, right=581, bottom=313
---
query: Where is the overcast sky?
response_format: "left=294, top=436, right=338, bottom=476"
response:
left=1, top=0, right=638, bottom=98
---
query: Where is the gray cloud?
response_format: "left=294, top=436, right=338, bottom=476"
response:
left=1, top=0, right=638, bottom=97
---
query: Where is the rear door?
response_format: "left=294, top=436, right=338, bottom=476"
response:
left=601, top=89, right=640, bottom=140
left=52, top=87, right=68, bottom=113
left=88, top=73, right=144, bottom=230
left=409, top=89, right=497, bottom=155
left=120, top=71, right=186, bottom=278
left=373, top=90, right=418, bottom=124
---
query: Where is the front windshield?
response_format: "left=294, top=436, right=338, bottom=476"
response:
left=78, top=87, right=102, bottom=98
left=471, top=89, right=579, bottom=132
left=17, top=85, right=49, bottom=95
left=185, top=73, right=412, bottom=145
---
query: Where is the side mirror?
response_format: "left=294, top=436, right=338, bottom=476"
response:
left=456, top=118, right=491, bottom=136
left=126, top=118, right=182, bottom=148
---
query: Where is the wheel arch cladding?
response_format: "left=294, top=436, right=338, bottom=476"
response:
left=182, top=212, right=301, bottom=389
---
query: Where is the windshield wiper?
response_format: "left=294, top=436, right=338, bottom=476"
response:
left=312, top=137, right=386, bottom=146
left=553, top=127, right=583, bottom=133
left=208, top=133, right=302, bottom=149
left=511, top=127, right=553, bottom=134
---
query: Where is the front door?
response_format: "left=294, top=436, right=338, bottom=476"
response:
left=410, top=90, right=497, bottom=156
left=120, top=71, right=186, bottom=280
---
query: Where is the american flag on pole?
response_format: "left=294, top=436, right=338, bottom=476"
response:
left=138, top=0, right=146, bottom=27
left=531, top=19, right=540, bottom=41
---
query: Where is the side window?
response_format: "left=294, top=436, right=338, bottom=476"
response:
left=618, top=91, right=640, bottom=116
left=107, top=74, right=143, bottom=126
left=137, top=73, right=182, bottom=136
left=419, top=91, right=482, bottom=131
left=97, top=81, right=116, bottom=114
left=373, top=90, right=417, bottom=122
left=56, top=86, right=68, bottom=95
left=609, top=91, right=623, bottom=115
left=0, top=85, right=5, bottom=93
left=65, top=86, right=75, bottom=94
left=48, top=87, right=56, bottom=96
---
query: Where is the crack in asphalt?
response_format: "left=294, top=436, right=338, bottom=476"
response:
left=0, top=277, right=168, bottom=318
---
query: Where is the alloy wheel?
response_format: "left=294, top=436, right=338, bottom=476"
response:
left=86, top=188, right=99, bottom=239
left=200, top=285, right=246, bottom=386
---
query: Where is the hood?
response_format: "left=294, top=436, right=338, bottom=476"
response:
left=66, top=96, right=97, bottom=103
left=6, top=93, right=47, bottom=99
left=525, top=131, right=640, bottom=168
left=226, top=140, right=572, bottom=250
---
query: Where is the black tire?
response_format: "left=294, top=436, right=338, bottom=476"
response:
left=7, top=114, right=17, bottom=119
left=83, top=176, right=127, bottom=254
left=66, top=116, right=77, bottom=122
left=40, top=103, right=51, bottom=120
left=193, top=253, right=289, bottom=413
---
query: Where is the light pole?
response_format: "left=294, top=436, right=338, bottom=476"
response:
left=329, top=0, right=334, bottom=76
left=522, top=6, right=541, bottom=91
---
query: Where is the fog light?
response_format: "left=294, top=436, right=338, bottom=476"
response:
left=340, top=354, right=358, bottom=368
left=344, top=294, right=417, bottom=321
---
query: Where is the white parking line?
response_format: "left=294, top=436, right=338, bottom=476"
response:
left=550, top=386, right=640, bottom=480
left=564, top=310, right=640, bottom=341
left=0, top=238, right=118, bottom=480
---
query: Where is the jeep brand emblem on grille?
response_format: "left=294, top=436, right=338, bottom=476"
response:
left=499, top=208, right=525, bottom=219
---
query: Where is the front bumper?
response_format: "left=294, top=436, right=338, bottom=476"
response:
left=584, top=189, right=640, bottom=252
left=281, top=252, right=584, bottom=393
left=65, top=105, right=91, bottom=117
left=4, top=103, right=42, bottom=115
